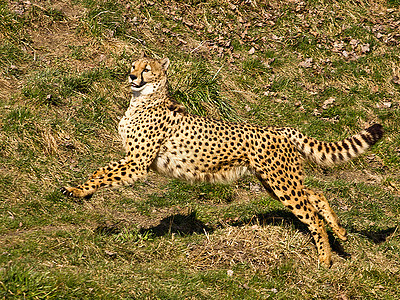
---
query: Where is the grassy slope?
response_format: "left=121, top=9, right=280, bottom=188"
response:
left=1, top=0, right=400, bottom=298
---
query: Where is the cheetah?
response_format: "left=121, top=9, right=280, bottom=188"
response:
left=61, top=54, right=383, bottom=267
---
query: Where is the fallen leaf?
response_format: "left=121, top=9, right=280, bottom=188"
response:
left=312, top=108, right=321, bottom=116
left=271, top=34, right=279, bottom=40
left=371, top=85, right=379, bottom=93
left=350, top=39, right=359, bottom=48
left=337, top=293, right=349, bottom=300
left=299, top=58, right=313, bottom=68
left=229, top=3, right=237, bottom=10
left=383, top=102, right=392, bottom=108
left=332, top=41, right=344, bottom=52
left=392, top=75, right=400, bottom=85
left=322, top=97, right=335, bottom=109
left=360, top=43, right=370, bottom=53
left=248, top=47, right=255, bottom=54
left=105, top=250, right=117, bottom=258
left=177, top=37, right=187, bottom=44
left=183, top=19, right=194, bottom=27
left=376, top=102, right=392, bottom=108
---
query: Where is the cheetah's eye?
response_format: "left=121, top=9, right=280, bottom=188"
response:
left=143, top=66, right=151, bottom=72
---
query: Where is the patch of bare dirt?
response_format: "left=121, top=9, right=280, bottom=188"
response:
left=330, top=169, right=385, bottom=185
left=0, top=78, right=19, bottom=101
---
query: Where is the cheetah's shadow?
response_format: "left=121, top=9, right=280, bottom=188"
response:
left=350, top=227, right=397, bottom=244
left=96, top=209, right=395, bottom=260
left=139, top=211, right=213, bottom=237
left=137, top=209, right=354, bottom=258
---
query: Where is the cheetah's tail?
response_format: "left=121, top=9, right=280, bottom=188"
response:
left=281, top=124, right=383, bottom=167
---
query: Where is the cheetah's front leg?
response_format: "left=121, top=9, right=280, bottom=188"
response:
left=61, top=159, right=147, bottom=199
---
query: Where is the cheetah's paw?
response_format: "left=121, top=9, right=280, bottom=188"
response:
left=335, top=227, right=348, bottom=241
left=60, top=186, right=93, bottom=199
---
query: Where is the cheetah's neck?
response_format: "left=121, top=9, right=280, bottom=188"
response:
left=125, top=84, right=169, bottom=116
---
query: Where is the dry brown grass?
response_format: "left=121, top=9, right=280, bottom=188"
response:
left=187, top=224, right=315, bottom=271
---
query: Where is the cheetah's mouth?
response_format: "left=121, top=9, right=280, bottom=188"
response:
left=131, top=81, right=147, bottom=90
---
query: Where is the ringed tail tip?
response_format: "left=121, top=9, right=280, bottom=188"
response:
left=364, top=124, right=384, bottom=146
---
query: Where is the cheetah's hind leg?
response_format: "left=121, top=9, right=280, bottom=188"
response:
left=255, top=174, right=279, bottom=200
left=255, top=173, right=332, bottom=267
left=304, top=188, right=347, bottom=241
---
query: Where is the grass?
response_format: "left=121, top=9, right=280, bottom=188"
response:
left=0, top=0, right=399, bottom=298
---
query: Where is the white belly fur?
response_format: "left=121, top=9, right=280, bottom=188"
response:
left=150, top=154, right=251, bottom=184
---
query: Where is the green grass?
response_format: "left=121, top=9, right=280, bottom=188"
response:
left=0, top=0, right=399, bottom=298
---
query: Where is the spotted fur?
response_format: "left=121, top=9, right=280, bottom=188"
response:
left=61, top=55, right=383, bottom=267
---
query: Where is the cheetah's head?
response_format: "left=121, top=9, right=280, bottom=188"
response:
left=129, top=54, right=170, bottom=96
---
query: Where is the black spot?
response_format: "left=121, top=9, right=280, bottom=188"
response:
left=326, top=145, right=330, bottom=153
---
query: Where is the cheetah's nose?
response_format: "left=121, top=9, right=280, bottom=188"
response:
left=129, top=74, right=137, bottom=81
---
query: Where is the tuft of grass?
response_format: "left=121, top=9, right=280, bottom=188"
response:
left=76, top=0, right=128, bottom=39
left=0, top=267, right=58, bottom=299
left=170, top=62, right=238, bottom=121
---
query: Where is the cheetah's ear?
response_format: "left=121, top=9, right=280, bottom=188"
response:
left=160, top=58, right=170, bottom=71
